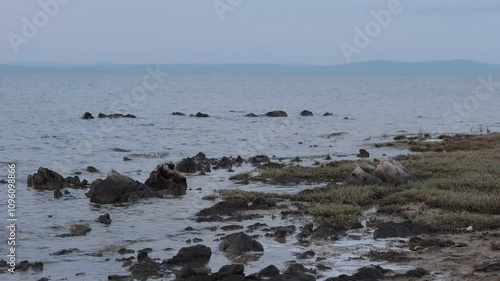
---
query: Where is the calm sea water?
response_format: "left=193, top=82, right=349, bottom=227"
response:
left=0, top=74, right=499, bottom=280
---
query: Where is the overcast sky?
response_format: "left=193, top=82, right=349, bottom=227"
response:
left=1, top=0, right=499, bottom=65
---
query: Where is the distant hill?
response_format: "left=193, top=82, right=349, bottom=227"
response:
left=1, top=60, right=500, bottom=75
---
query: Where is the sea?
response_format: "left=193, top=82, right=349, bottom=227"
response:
left=0, top=73, right=499, bottom=280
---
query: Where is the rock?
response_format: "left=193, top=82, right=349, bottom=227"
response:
left=98, top=113, right=136, bottom=119
left=249, top=155, right=270, bottom=166
left=193, top=152, right=206, bottom=162
left=282, top=263, right=316, bottom=281
left=51, top=248, right=80, bottom=255
left=172, top=112, right=186, bottom=116
left=216, top=264, right=245, bottom=280
left=82, top=112, right=94, bottom=119
left=86, top=166, right=99, bottom=173
left=311, top=223, right=341, bottom=241
left=119, top=248, right=134, bottom=254
left=317, top=264, right=332, bottom=271
left=328, top=265, right=390, bottom=281
left=245, top=113, right=258, bottom=117
left=344, top=164, right=385, bottom=186
left=218, top=232, right=264, bottom=255
left=221, top=225, right=244, bottom=231
left=474, top=261, right=500, bottom=272
left=357, top=149, right=370, bottom=158
left=408, top=237, right=455, bottom=250
left=250, top=197, right=276, bottom=209
left=197, top=200, right=249, bottom=217
left=323, top=112, right=333, bottom=116
left=54, top=188, right=63, bottom=199
left=325, top=155, right=332, bottom=160
left=373, top=222, right=429, bottom=239
left=15, top=260, right=43, bottom=272
left=300, top=110, right=313, bottom=116
left=108, top=275, right=133, bottom=281
left=123, top=157, right=132, bottom=161
left=145, top=162, right=187, bottom=196
left=129, top=252, right=160, bottom=280
left=404, top=268, right=429, bottom=278
left=297, top=250, right=316, bottom=259
left=194, top=112, right=209, bottom=118
left=86, top=170, right=159, bottom=203
left=166, top=245, right=212, bottom=267
left=69, top=224, right=91, bottom=236
left=373, top=160, right=414, bottom=186
left=98, top=213, right=112, bottom=225
left=291, top=156, right=302, bottom=163
left=65, top=176, right=81, bottom=185
left=27, top=167, right=65, bottom=190
left=257, top=265, right=280, bottom=278
left=265, top=110, right=288, bottom=117
left=176, top=157, right=199, bottom=173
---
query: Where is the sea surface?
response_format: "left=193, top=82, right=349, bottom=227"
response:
left=0, top=74, right=499, bottom=280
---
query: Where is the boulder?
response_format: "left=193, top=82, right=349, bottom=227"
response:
left=166, top=245, right=212, bottom=267
left=357, top=149, right=370, bottom=158
left=218, top=232, right=264, bottom=255
left=300, top=110, right=313, bottom=116
left=176, top=157, right=200, bottom=173
left=97, top=213, right=112, bottom=225
left=215, top=264, right=244, bottom=280
left=145, top=162, right=187, bottom=196
left=82, top=112, right=94, bottom=119
left=323, top=112, right=333, bottom=116
left=345, top=165, right=385, bottom=186
left=69, top=224, right=91, bottom=236
left=282, top=263, right=316, bottom=281
left=172, top=112, right=186, bottom=116
left=265, top=110, right=288, bottom=117
left=257, top=265, right=280, bottom=278
left=27, top=167, right=65, bottom=190
left=245, top=113, right=258, bottom=117
left=86, top=170, right=159, bottom=203
left=373, top=160, right=414, bottom=186
left=86, top=166, right=99, bottom=173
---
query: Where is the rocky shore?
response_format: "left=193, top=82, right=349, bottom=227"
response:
left=2, top=133, right=500, bottom=280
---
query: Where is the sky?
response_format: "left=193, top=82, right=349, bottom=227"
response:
left=0, top=0, right=499, bottom=65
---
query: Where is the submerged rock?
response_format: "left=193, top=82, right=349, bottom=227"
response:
left=300, top=110, right=314, bottom=116
left=265, top=110, right=288, bottom=117
left=82, top=112, right=94, bottom=119
left=218, top=232, right=264, bottom=255
left=27, top=167, right=65, bottom=190
left=172, top=112, right=186, bottom=116
left=193, top=112, right=209, bottom=118
left=145, top=162, right=187, bottom=196
left=69, top=224, right=92, bottom=236
left=98, top=113, right=136, bottom=119
left=86, top=170, right=159, bottom=203
left=245, top=113, right=258, bottom=117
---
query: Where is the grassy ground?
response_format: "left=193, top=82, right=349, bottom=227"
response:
left=221, top=133, right=500, bottom=232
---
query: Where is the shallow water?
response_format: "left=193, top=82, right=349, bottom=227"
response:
left=1, top=74, right=499, bottom=280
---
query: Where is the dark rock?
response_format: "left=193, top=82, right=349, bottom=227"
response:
left=221, top=225, right=244, bottom=231
left=197, top=200, right=249, bottom=217
left=327, top=265, right=391, bottom=281
left=325, top=155, right=332, bottom=160
left=311, top=223, right=341, bottom=241
left=145, top=162, right=187, bottom=196
left=283, top=263, right=316, bottom=281
left=291, top=156, right=302, bottom=162
left=166, top=245, right=212, bottom=267
left=27, top=167, right=65, bottom=190
left=86, top=170, right=159, bottom=203
left=300, top=110, right=313, bottom=116
left=228, top=168, right=235, bottom=173
left=323, top=112, right=333, bottom=116
left=54, top=188, right=63, bottom=199
left=405, top=268, right=429, bottom=278
left=317, top=264, right=332, bottom=271
left=176, top=157, right=200, bottom=173
left=216, top=264, right=245, bottom=280
left=108, top=275, right=133, bottom=281
left=81, top=179, right=88, bottom=186
left=297, top=250, right=316, bottom=259
left=194, top=112, right=210, bottom=118
left=172, top=112, right=186, bottom=116
left=82, top=112, right=94, bottom=119
left=139, top=248, right=153, bottom=254
left=373, top=222, right=429, bottom=239
left=194, top=152, right=206, bottom=162
left=99, top=113, right=136, bottom=119
left=250, top=197, right=276, bottom=209
left=129, top=252, right=160, bottom=280
left=249, top=155, right=270, bottom=166
left=86, top=166, right=99, bottom=173
left=65, top=175, right=81, bottom=185
left=123, top=157, right=132, bottom=161
left=265, top=110, right=288, bottom=117
left=245, top=113, right=258, bottom=117
left=356, top=149, right=370, bottom=158
left=98, top=213, right=112, bottom=225
left=193, top=238, right=203, bottom=243
left=118, top=248, right=134, bottom=255
left=257, top=265, right=280, bottom=278
left=247, top=223, right=268, bottom=232
left=196, top=215, right=223, bottom=223
left=218, top=232, right=264, bottom=255
left=474, top=261, right=500, bottom=272
left=51, top=248, right=80, bottom=255
left=409, top=237, right=455, bottom=250
left=38, top=278, right=50, bottom=281
left=98, top=113, right=108, bottom=118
